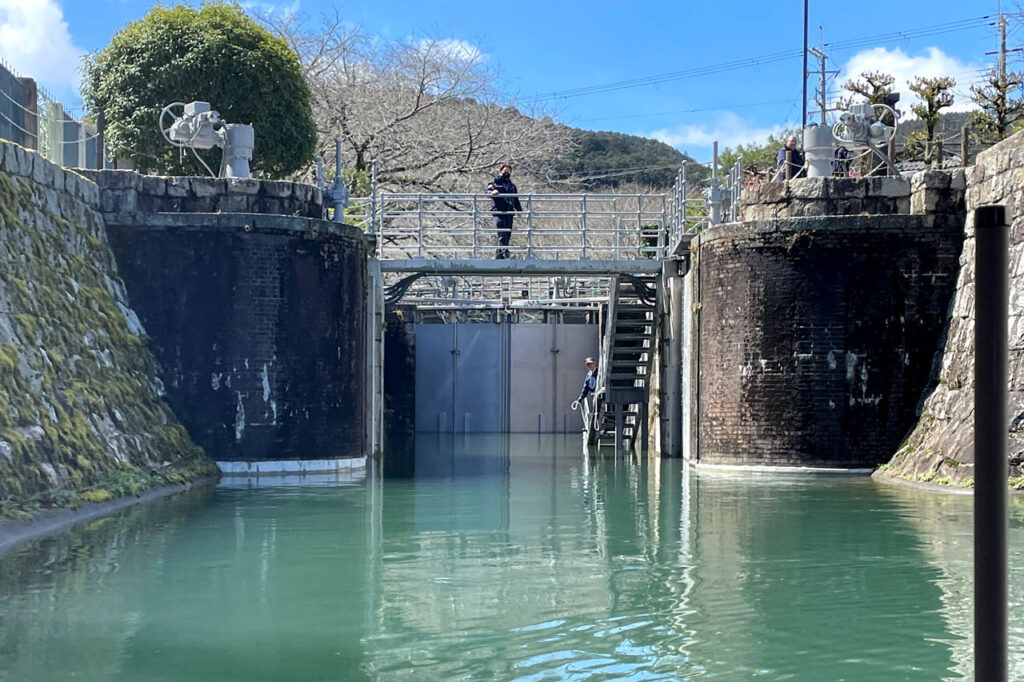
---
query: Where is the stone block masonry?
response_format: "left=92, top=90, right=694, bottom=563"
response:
left=0, top=142, right=216, bottom=513
left=77, top=170, right=323, bottom=219
left=887, top=131, right=1024, bottom=487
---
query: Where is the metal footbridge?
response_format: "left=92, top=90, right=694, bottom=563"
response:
left=353, top=167, right=736, bottom=450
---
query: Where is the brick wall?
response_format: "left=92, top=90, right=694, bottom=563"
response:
left=105, top=213, right=368, bottom=461
left=690, top=213, right=963, bottom=468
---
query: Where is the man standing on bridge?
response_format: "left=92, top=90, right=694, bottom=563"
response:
left=487, top=163, right=523, bottom=259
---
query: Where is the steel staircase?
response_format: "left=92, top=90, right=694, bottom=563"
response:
left=586, top=274, right=658, bottom=449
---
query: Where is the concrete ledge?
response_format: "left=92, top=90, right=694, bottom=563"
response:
left=0, top=477, right=218, bottom=557
left=694, top=461, right=874, bottom=475
left=216, top=470, right=367, bottom=488
left=216, top=457, right=367, bottom=475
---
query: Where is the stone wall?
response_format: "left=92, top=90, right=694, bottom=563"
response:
left=885, top=132, right=1024, bottom=486
left=741, top=177, right=911, bottom=221
left=0, top=143, right=215, bottom=514
left=740, top=172, right=967, bottom=224
left=77, top=170, right=322, bottom=218
left=104, top=213, right=368, bottom=462
left=690, top=213, right=963, bottom=468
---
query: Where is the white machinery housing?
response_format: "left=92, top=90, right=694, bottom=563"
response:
left=804, top=100, right=899, bottom=177
left=159, top=101, right=255, bottom=178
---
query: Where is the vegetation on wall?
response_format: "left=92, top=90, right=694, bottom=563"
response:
left=82, top=1, right=315, bottom=178
left=0, top=165, right=215, bottom=519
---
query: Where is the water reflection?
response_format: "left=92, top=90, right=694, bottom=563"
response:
left=0, top=436, right=1021, bottom=680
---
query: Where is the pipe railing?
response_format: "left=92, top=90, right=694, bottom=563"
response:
left=349, top=192, right=669, bottom=261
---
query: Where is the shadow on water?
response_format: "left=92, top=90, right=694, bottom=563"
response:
left=0, top=435, right=1021, bottom=680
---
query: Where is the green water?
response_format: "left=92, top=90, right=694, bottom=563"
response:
left=1, top=434, right=1022, bottom=681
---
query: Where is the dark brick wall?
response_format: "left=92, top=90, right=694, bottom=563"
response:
left=105, top=214, right=367, bottom=461
left=690, top=214, right=963, bottom=468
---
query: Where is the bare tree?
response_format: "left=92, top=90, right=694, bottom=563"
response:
left=971, top=67, right=1024, bottom=143
left=909, top=76, right=956, bottom=164
left=259, top=11, right=573, bottom=193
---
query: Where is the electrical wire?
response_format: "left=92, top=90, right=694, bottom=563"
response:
left=522, top=14, right=1005, bottom=103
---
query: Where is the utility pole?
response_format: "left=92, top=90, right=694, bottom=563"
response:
left=808, top=31, right=838, bottom=125
left=801, top=0, right=809, bottom=130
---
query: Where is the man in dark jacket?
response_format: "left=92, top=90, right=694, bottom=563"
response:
left=775, top=135, right=806, bottom=181
left=487, top=163, right=523, bottom=259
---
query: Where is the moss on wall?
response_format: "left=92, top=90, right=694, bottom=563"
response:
left=0, top=147, right=216, bottom=518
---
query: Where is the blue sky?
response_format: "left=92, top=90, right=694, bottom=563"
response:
left=0, top=0, right=1016, bottom=161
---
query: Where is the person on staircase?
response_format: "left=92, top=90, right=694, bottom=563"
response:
left=487, top=163, right=523, bottom=259
left=572, top=357, right=599, bottom=432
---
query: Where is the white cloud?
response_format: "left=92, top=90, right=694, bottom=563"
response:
left=646, top=111, right=786, bottom=151
left=418, top=38, right=487, bottom=64
left=240, top=1, right=301, bottom=20
left=0, top=0, right=83, bottom=94
left=837, top=46, right=985, bottom=114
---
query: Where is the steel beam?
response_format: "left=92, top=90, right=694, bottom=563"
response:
left=380, top=258, right=665, bottom=276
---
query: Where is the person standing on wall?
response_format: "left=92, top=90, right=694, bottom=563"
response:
left=775, top=135, right=806, bottom=181
left=572, top=357, right=599, bottom=432
left=487, top=163, right=522, bottom=259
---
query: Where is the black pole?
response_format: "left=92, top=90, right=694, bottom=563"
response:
left=801, top=0, right=808, bottom=130
left=974, top=204, right=1008, bottom=682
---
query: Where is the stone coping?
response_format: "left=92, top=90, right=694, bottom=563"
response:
left=696, top=214, right=935, bottom=243
left=0, top=477, right=218, bottom=557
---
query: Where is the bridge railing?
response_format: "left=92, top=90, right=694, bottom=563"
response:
left=387, top=274, right=612, bottom=309
left=349, top=192, right=669, bottom=261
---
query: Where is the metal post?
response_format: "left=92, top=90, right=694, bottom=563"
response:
left=581, top=195, right=588, bottom=259
left=370, top=160, right=378, bottom=236
left=97, top=109, right=105, bottom=169
left=975, top=204, right=1008, bottom=682
left=527, top=195, right=534, bottom=259
left=636, top=196, right=643, bottom=258
left=802, top=0, right=809, bottom=130
left=710, top=142, right=721, bottom=225
left=417, top=194, right=424, bottom=258
left=472, top=194, right=479, bottom=258
left=962, top=126, right=970, bottom=167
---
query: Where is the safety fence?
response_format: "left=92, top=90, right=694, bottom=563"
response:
left=0, top=59, right=103, bottom=169
left=349, top=192, right=670, bottom=261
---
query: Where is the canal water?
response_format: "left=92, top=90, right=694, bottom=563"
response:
left=1, top=434, right=1022, bottom=681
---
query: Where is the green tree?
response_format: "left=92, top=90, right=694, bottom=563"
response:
left=908, top=76, right=956, bottom=163
left=718, top=130, right=799, bottom=179
left=82, top=2, right=315, bottom=177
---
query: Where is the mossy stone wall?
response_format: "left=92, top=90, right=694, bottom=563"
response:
left=886, top=131, right=1024, bottom=487
left=0, top=143, right=215, bottom=516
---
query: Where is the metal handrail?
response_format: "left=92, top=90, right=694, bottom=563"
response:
left=349, top=192, right=668, bottom=261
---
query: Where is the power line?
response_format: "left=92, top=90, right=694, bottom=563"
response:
left=521, top=14, right=1004, bottom=103
left=577, top=99, right=792, bottom=123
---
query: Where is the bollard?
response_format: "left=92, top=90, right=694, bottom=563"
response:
left=974, top=204, right=1008, bottom=682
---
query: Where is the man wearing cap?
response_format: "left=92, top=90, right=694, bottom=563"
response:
left=573, top=357, right=599, bottom=431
